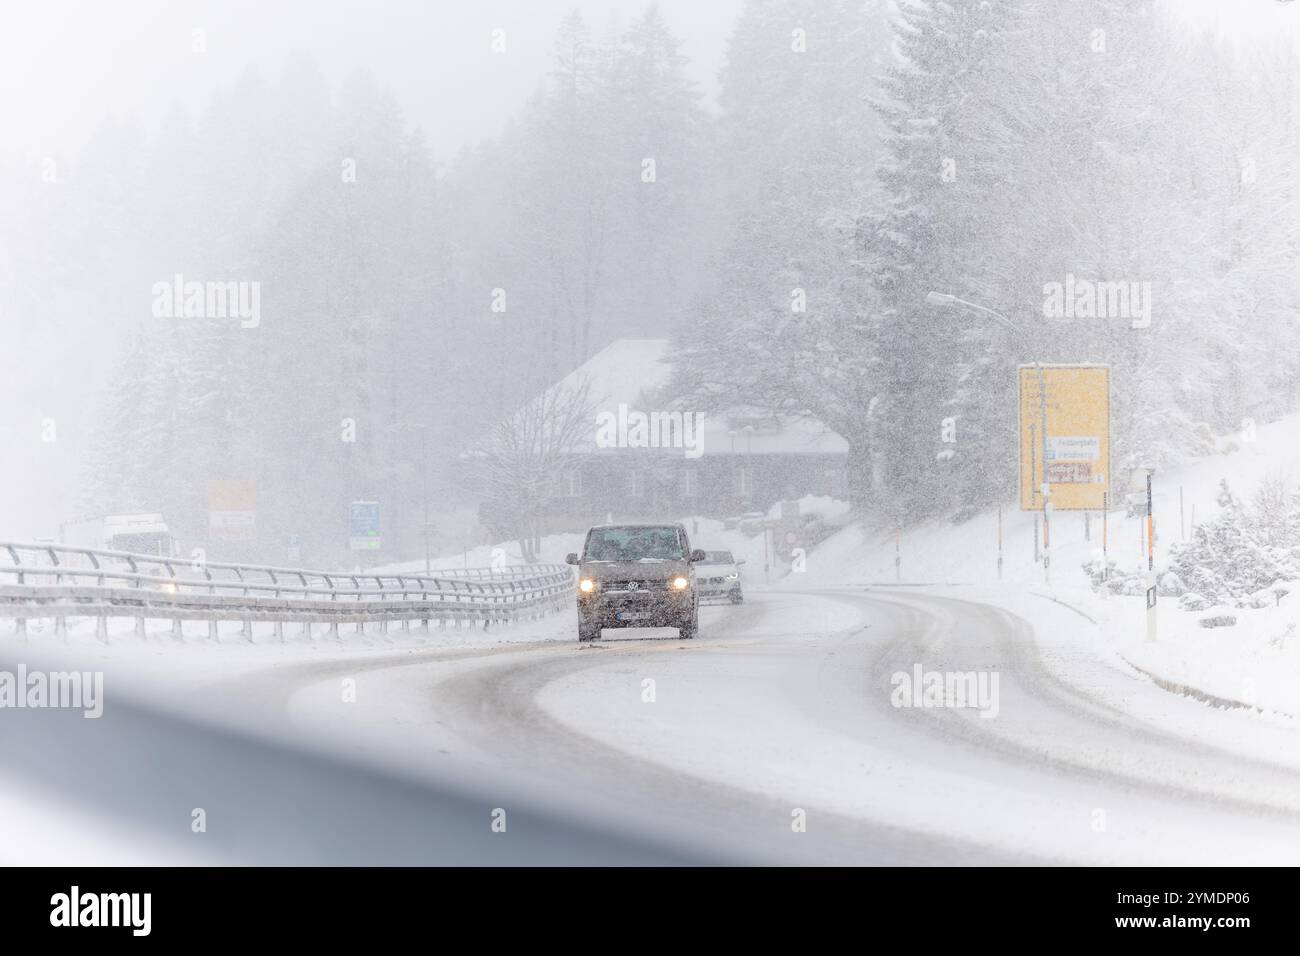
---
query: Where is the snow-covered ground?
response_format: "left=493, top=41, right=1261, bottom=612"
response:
left=786, top=412, right=1300, bottom=719
left=13, top=585, right=1294, bottom=865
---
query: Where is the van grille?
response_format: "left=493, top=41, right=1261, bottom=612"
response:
left=603, top=580, right=670, bottom=592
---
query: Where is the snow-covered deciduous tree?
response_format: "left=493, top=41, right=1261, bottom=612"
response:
left=469, top=377, right=595, bottom=562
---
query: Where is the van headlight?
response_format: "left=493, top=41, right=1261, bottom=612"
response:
left=726, top=573, right=739, bottom=580
left=579, top=578, right=595, bottom=593
left=672, top=576, right=690, bottom=590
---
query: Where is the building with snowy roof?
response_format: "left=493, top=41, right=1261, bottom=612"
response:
left=492, top=338, right=848, bottom=531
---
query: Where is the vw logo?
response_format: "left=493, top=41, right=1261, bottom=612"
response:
left=628, top=581, right=640, bottom=590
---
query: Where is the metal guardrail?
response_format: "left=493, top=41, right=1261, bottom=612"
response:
left=0, top=540, right=574, bottom=642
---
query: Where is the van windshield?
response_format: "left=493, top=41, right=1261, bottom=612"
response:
left=584, top=527, right=684, bottom=562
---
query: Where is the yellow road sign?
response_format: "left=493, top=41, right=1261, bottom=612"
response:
left=209, top=480, right=257, bottom=541
left=1018, top=365, right=1110, bottom=511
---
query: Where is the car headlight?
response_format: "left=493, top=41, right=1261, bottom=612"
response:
left=726, top=573, right=739, bottom=580
left=579, top=578, right=595, bottom=593
left=672, top=576, right=690, bottom=590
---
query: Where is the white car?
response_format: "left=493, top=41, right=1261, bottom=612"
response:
left=695, top=550, right=744, bottom=604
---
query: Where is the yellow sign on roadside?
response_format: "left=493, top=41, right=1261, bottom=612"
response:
left=208, top=479, right=257, bottom=541
left=1018, top=365, right=1110, bottom=511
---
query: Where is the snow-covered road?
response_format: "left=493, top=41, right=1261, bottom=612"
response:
left=276, top=589, right=1300, bottom=864
left=5, top=587, right=1300, bottom=864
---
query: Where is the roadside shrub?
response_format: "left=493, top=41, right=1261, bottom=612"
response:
left=1168, top=478, right=1300, bottom=607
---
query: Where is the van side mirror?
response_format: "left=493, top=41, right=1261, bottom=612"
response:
left=565, top=553, right=579, bottom=566
left=690, top=549, right=706, bottom=563
left=736, top=558, right=747, bottom=565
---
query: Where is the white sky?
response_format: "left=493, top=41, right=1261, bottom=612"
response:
left=1, top=1, right=1294, bottom=161
left=0, top=0, right=744, bottom=162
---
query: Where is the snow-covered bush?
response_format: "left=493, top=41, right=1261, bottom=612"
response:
left=1198, top=613, right=1238, bottom=629
left=1159, top=571, right=1185, bottom=596
left=1168, top=478, right=1300, bottom=607
left=1081, top=555, right=1139, bottom=594
left=1246, top=580, right=1294, bottom=608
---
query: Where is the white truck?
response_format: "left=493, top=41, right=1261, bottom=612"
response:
left=59, top=514, right=178, bottom=556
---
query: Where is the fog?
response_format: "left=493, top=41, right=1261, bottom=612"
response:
left=1, top=0, right=1297, bottom=559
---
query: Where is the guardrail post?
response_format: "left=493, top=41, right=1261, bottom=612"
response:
left=209, top=620, right=219, bottom=643
left=329, top=621, right=339, bottom=641
left=302, top=621, right=313, bottom=640
left=242, top=618, right=253, bottom=643
left=55, top=614, right=68, bottom=641
left=135, top=616, right=146, bottom=640
left=172, top=618, right=184, bottom=642
left=16, top=617, right=27, bottom=641
left=96, top=616, right=108, bottom=643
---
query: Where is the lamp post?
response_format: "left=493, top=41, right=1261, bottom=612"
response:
left=925, top=292, right=1052, bottom=584
left=1136, top=465, right=1157, bottom=642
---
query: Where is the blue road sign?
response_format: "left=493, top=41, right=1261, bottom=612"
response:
left=350, top=501, right=380, bottom=551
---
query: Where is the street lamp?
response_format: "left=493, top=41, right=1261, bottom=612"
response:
left=925, top=290, right=1053, bottom=584
left=924, top=291, right=1017, bottom=332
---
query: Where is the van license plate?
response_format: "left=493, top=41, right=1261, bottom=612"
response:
left=617, top=611, right=652, bottom=622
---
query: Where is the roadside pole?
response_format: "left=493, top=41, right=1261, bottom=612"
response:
left=1102, top=492, right=1109, bottom=582
left=764, top=526, right=770, bottom=585
left=997, top=505, right=1003, bottom=581
left=1043, top=494, right=1052, bottom=586
left=1029, top=423, right=1038, bottom=564
left=1037, top=363, right=1050, bottom=586
left=1146, top=471, right=1157, bottom=642
left=420, top=425, right=430, bottom=575
left=895, top=529, right=901, bottom=583
left=1101, top=492, right=1109, bottom=600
